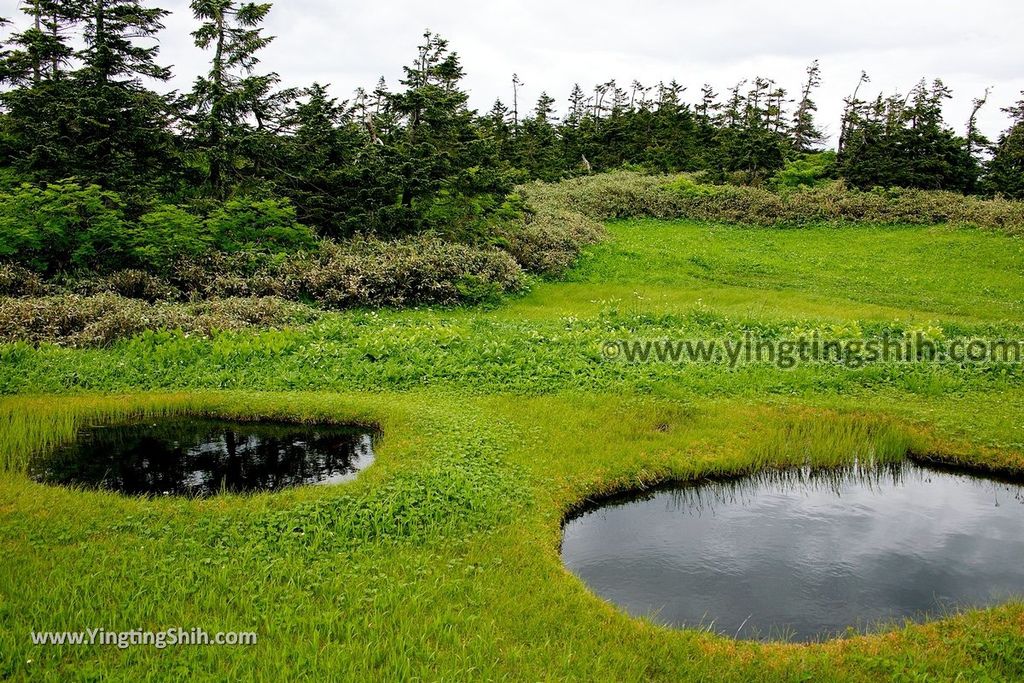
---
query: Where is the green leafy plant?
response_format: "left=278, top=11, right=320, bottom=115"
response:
left=0, top=181, right=128, bottom=274
left=770, top=152, right=838, bottom=190
left=206, top=198, right=318, bottom=255
left=132, top=204, right=213, bottom=274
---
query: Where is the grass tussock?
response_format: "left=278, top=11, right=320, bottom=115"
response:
left=745, top=411, right=921, bottom=472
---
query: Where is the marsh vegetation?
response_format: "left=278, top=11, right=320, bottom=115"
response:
left=2, top=205, right=1023, bottom=679
left=1, top=2, right=1024, bottom=680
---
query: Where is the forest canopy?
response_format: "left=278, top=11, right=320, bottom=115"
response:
left=0, top=1, right=1022, bottom=277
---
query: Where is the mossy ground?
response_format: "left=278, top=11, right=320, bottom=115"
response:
left=2, top=221, right=1023, bottom=681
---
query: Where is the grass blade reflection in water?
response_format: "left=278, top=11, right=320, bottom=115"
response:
left=561, top=461, right=1024, bottom=642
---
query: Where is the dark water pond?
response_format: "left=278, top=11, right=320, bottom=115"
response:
left=29, top=418, right=376, bottom=497
left=561, top=461, right=1024, bottom=642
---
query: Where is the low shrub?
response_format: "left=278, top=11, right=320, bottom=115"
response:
left=0, top=263, right=49, bottom=297
left=71, top=270, right=181, bottom=303
left=0, top=236, right=523, bottom=345
left=525, top=171, right=1024, bottom=232
left=520, top=172, right=679, bottom=221
left=0, top=187, right=318, bottom=279
left=287, top=237, right=526, bottom=308
left=495, top=207, right=604, bottom=275
left=770, top=152, right=838, bottom=190
left=207, top=197, right=318, bottom=255
left=0, top=294, right=319, bottom=347
left=164, top=236, right=525, bottom=308
left=0, top=181, right=127, bottom=274
left=169, top=251, right=290, bottom=300
left=131, top=204, right=212, bottom=275
left=662, top=174, right=722, bottom=198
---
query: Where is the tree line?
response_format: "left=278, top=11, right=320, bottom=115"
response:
left=1, top=1, right=1022, bottom=244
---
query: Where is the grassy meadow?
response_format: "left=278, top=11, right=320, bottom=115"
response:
left=2, top=219, right=1024, bottom=681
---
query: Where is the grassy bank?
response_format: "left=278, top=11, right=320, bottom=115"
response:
left=2, top=218, right=1023, bottom=680
left=2, top=391, right=1023, bottom=681
left=2, top=221, right=1022, bottom=396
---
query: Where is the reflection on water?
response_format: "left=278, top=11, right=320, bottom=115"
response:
left=30, top=418, right=376, bottom=497
left=561, top=461, right=1024, bottom=642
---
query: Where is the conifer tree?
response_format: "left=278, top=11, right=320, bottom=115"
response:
left=517, top=92, right=562, bottom=180
left=80, top=0, right=169, bottom=84
left=791, top=60, right=824, bottom=152
left=383, top=31, right=511, bottom=235
left=0, top=1, right=80, bottom=85
left=188, top=0, right=279, bottom=197
left=1, top=0, right=175, bottom=192
left=839, top=79, right=977, bottom=191
left=987, top=92, right=1024, bottom=198
left=72, top=0, right=175, bottom=191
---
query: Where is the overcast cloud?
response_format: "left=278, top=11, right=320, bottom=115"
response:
left=149, top=0, right=1024, bottom=145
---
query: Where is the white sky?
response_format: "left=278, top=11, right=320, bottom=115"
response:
left=21, top=0, right=1024, bottom=145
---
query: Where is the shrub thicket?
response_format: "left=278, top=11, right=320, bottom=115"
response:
left=0, top=295, right=319, bottom=347
left=0, top=236, right=526, bottom=345
left=0, top=181, right=127, bottom=274
left=0, top=263, right=48, bottom=297
left=287, top=238, right=525, bottom=308
left=166, top=237, right=526, bottom=306
left=524, top=171, right=1024, bottom=232
left=5, top=170, right=1024, bottom=346
left=495, top=205, right=604, bottom=274
left=0, top=183, right=316, bottom=276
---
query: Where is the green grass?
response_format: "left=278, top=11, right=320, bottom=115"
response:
left=506, top=220, right=1024, bottom=322
left=2, top=220, right=1024, bottom=681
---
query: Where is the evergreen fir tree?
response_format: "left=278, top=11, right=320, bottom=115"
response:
left=188, top=0, right=279, bottom=197
left=791, top=60, right=824, bottom=152
left=987, top=92, right=1024, bottom=198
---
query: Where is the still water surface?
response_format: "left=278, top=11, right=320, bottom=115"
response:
left=561, top=462, right=1024, bottom=641
left=30, top=418, right=376, bottom=497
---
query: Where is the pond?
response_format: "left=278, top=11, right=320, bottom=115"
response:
left=561, top=461, right=1024, bottom=642
left=29, top=418, right=376, bottom=497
